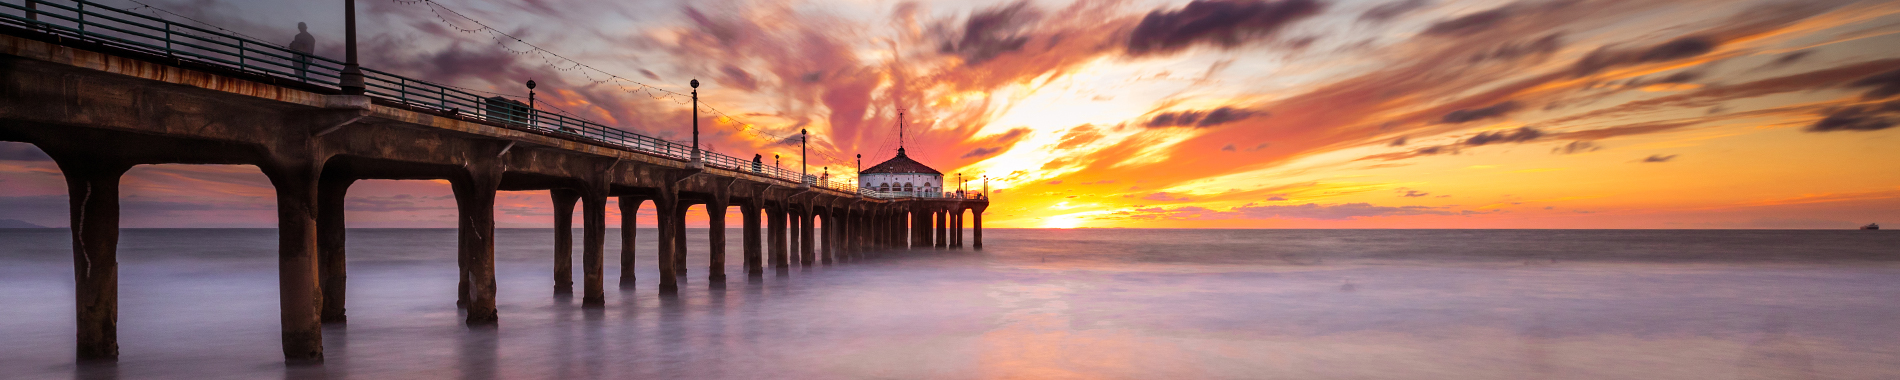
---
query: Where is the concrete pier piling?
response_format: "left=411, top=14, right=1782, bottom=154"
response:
left=454, top=163, right=502, bottom=325
left=551, top=189, right=579, bottom=295
left=264, top=158, right=326, bottom=364
left=788, top=211, right=801, bottom=264
left=707, top=202, right=728, bottom=283
left=973, top=207, right=985, bottom=250
left=673, top=205, right=688, bottom=278
left=619, top=198, right=641, bottom=289
left=801, top=212, right=816, bottom=265
left=317, top=175, right=352, bottom=321
left=51, top=155, right=129, bottom=362
left=953, top=211, right=963, bottom=249
left=768, top=206, right=788, bottom=270
left=935, top=210, right=947, bottom=249
left=655, top=195, right=680, bottom=294
left=581, top=190, right=608, bottom=307
left=743, top=203, right=763, bottom=276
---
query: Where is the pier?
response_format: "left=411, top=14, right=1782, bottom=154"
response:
left=0, top=0, right=987, bottom=363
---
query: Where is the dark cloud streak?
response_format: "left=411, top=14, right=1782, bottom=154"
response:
left=1126, top=0, right=1324, bottom=57
left=1441, top=101, right=1519, bottom=123
left=1463, top=127, right=1542, bottom=146
left=1807, top=101, right=1900, bottom=132
left=1147, top=107, right=1262, bottom=128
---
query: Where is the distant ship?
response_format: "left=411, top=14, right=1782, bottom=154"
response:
left=1863, top=223, right=1880, bottom=230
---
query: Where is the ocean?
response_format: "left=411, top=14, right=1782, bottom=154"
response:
left=1, top=228, right=1897, bottom=379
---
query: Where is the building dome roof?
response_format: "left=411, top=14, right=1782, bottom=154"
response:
left=861, top=148, right=941, bottom=175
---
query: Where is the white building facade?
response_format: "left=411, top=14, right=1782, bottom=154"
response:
left=860, top=148, right=942, bottom=197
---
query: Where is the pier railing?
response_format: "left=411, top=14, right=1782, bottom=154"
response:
left=0, top=0, right=914, bottom=198
left=854, top=190, right=987, bottom=200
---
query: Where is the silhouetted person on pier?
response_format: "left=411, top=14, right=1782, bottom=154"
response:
left=289, top=22, right=315, bottom=80
left=752, top=154, right=763, bottom=173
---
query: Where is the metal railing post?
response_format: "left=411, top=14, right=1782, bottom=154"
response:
left=76, top=1, right=84, bottom=35
left=25, top=0, right=36, bottom=21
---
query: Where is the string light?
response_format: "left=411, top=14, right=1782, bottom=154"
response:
left=123, top=0, right=282, bottom=49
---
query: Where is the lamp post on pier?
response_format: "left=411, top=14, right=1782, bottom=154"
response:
left=340, top=0, right=364, bottom=95
left=690, top=79, right=701, bottom=164
left=526, top=79, right=536, bottom=127
left=800, top=129, right=808, bottom=187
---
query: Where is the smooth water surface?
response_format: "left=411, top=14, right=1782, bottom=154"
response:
left=1, top=229, right=1897, bottom=379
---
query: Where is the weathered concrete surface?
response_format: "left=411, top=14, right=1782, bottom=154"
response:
left=742, top=201, right=763, bottom=277
left=44, top=147, right=128, bottom=362
left=618, top=197, right=642, bottom=289
left=551, top=190, right=578, bottom=295
left=581, top=189, right=608, bottom=307
left=317, top=174, right=352, bottom=323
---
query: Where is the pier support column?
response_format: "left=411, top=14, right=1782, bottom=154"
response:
left=654, top=194, right=680, bottom=294
left=947, top=210, right=956, bottom=249
left=788, top=210, right=800, bottom=262
left=907, top=210, right=918, bottom=249
left=924, top=209, right=933, bottom=249
left=916, top=209, right=932, bottom=249
left=800, top=210, right=815, bottom=265
left=52, top=156, right=129, bottom=362
left=550, top=189, right=579, bottom=295
left=847, top=209, right=862, bottom=256
left=707, top=202, right=728, bottom=283
left=820, top=209, right=833, bottom=265
left=264, top=158, right=325, bottom=363
left=452, top=163, right=502, bottom=325
left=841, top=208, right=854, bottom=259
left=581, top=190, right=608, bottom=307
left=742, top=202, right=762, bottom=277
left=973, top=208, right=984, bottom=250
left=317, top=174, right=352, bottom=323
left=885, top=209, right=896, bottom=249
left=673, top=204, right=688, bottom=278
left=953, top=210, right=963, bottom=249
left=768, top=206, right=788, bottom=270
left=935, top=209, right=947, bottom=249
left=618, top=197, right=641, bottom=289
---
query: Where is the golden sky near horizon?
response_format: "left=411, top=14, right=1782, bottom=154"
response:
left=1, top=0, right=1898, bottom=229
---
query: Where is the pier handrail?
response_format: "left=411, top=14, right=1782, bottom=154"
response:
left=0, top=0, right=913, bottom=198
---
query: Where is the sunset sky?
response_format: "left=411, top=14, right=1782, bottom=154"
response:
left=2, top=0, right=1898, bottom=229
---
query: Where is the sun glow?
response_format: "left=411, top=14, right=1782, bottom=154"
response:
left=1041, top=214, right=1085, bottom=229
